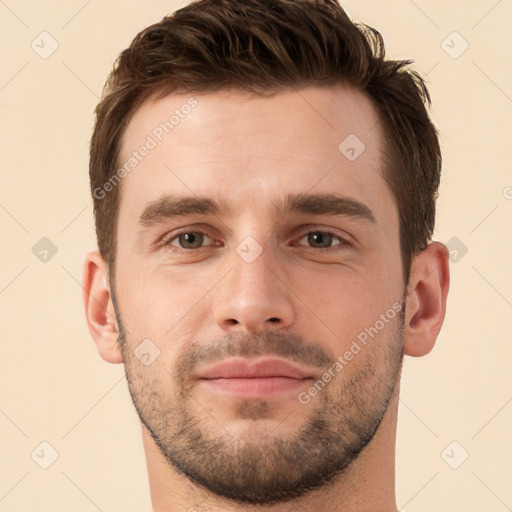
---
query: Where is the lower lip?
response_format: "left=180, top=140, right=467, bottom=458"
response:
left=199, top=377, right=311, bottom=398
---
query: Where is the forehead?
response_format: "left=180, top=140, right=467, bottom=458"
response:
left=117, top=84, right=395, bottom=226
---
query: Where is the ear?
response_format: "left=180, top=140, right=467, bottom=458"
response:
left=82, top=251, right=123, bottom=364
left=403, top=241, right=450, bottom=357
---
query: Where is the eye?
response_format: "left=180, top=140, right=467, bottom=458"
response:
left=168, top=231, right=213, bottom=249
left=296, top=230, right=345, bottom=249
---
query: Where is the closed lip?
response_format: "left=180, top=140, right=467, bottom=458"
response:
left=195, top=357, right=315, bottom=380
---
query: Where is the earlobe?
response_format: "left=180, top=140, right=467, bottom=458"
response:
left=82, top=251, right=123, bottom=364
left=403, top=242, right=450, bottom=357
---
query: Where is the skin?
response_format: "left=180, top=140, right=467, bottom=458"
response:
left=83, top=84, right=450, bottom=512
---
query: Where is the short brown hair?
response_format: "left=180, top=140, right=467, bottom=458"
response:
left=89, top=0, right=441, bottom=283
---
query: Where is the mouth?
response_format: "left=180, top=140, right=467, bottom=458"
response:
left=194, top=357, right=315, bottom=398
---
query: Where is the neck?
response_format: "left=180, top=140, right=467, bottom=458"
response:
left=142, top=389, right=401, bottom=512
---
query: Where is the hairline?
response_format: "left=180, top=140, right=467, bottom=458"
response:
left=107, top=84, right=411, bottom=286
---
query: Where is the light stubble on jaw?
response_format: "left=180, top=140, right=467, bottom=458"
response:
left=112, top=295, right=406, bottom=506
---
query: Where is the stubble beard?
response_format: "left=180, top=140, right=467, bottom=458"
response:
left=113, top=292, right=405, bottom=506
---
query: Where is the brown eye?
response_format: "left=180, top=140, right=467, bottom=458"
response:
left=298, top=231, right=343, bottom=249
left=170, top=232, right=210, bottom=249
left=308, top=232, right=333, bottom=248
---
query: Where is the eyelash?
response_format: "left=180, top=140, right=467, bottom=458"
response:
left=294, top=228, right=349, bottom=251
left=158, top=228, right=218, bottom=252
left=159, top=226, right=351, bottom=252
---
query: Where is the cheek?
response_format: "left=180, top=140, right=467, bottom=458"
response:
left=291, top=264, right=402, bottom=349
left=116, top=265, right=216, bottom=348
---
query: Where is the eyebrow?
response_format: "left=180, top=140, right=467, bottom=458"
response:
left=138, top=193, right=376, bottom=227
left=277, top=193, right=376, bottom=224
left=139, top=195, right=230, bottom=227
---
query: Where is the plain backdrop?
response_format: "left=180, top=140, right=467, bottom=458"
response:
left=1, top=1, right=511, bottom=511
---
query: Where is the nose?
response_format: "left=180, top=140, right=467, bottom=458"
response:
left=213, top=243, right=295, bottom=334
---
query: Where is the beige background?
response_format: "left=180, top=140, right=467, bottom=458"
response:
left=1, top=0, right=511, bottom=510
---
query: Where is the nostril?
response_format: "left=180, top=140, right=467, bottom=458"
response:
left=268, top=317, right=280, bottom=323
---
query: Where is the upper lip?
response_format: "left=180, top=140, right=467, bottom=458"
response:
left=195, top=357, right=314, bottom=380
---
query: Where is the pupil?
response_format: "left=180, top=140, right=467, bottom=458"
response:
left=309, top=232, right=331, bottom=248
left=181, top=232, right=202, bottom=248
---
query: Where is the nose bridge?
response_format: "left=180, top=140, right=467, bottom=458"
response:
left=233, top=237, right=276, bottom=302
left=213, top=236, right=294, bottom=332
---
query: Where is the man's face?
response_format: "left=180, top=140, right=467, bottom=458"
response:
left=112, top=85, right=406, bottom=505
